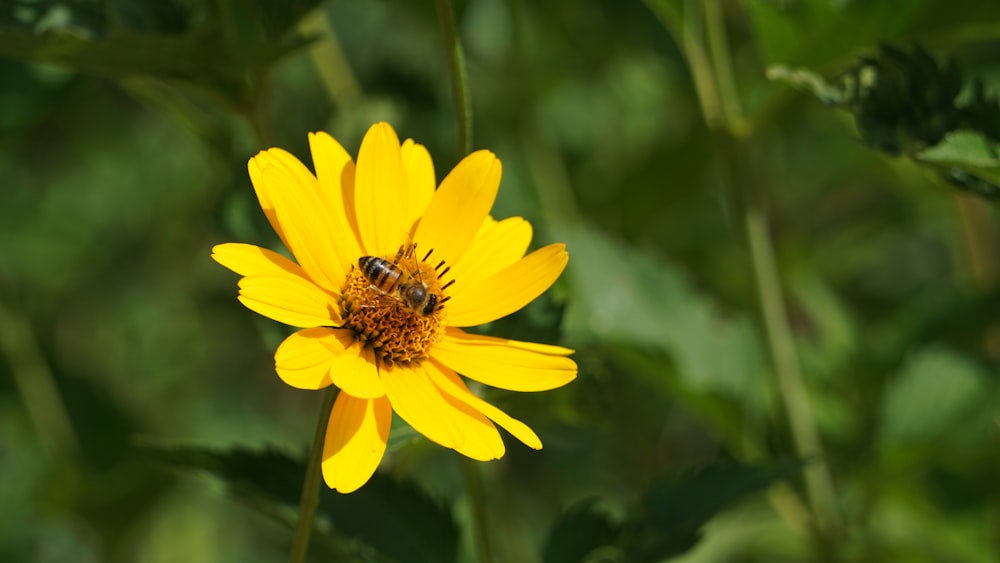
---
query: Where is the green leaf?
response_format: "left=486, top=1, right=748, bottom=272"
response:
left=880, top=347, right=988, bottom=444
left=770, top=44, right=1000, bottom=199
left=137, top=443, right=459, bottom=563
left=543, top=499, right=621, bottom=563
left=623, top=460, right=805, bottom=562
left=321, top=469, right=459, bottom=563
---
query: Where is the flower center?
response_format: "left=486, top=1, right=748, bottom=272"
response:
left=340, top=243, right=452, bottom=368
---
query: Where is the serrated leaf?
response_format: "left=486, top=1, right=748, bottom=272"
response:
left=880, top=348, right=988, bottom=444
left=771, top=44, right=1000, bottom=198
left=623, top=459, right=805, bottom=562
left=543, top=499, right=621, bottom=563
left=320, top=470, right=459, bottom=563
left=137, top=443, right=458, bottom=563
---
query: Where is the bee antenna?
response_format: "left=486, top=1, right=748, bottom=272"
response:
left=440, top=279, right=455, bottom=291
left=422, top=248, right=434, bottom=261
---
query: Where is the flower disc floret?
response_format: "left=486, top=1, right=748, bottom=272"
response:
left=341, top=251, right=447, bottom=367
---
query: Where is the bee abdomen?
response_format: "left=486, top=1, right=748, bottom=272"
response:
left=359, top=256, right=403, bottom=292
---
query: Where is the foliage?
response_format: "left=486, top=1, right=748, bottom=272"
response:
left=3, top=0, right=1000, bottom=562
left=769, top=44, right=1000, bottom=197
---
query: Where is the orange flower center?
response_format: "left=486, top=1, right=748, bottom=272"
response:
left=340, top=244, right=451, bottom=368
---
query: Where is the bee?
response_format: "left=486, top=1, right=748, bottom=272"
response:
left=358, top=243, right=451, bottom=316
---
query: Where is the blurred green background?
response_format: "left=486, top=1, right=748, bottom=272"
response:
left=3, top=1, right=1000, bottom=561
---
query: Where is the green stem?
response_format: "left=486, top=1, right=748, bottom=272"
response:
left=460, top=457, right=494, bottom=563
left=299, top=8, right=363, bottom=109
left=703, top=0, right=747, bottom=136
left=744, top=207, right=841, bottom=538
left=0, top=298, right=78, bottom=458
left=702, top=0, right=842, bottom=539
left=288, top=386, right=339, bottom=563
left=435, top=0, right=473, bottom=156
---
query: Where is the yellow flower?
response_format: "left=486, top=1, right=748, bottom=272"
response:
left=212, top=122, right=577, bottom=493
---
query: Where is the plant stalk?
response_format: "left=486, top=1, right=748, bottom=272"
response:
left=435, top=0, right=473, bottom=156
left=744, top=206, right=841, bottom=537
left=288, top=386, right=339, bottom=563
left=460, top=457, right=495, bottom=563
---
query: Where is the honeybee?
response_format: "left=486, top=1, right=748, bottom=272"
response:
left=358, top=243, right=451, bottom=316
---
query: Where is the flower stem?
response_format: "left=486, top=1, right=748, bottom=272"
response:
left=652, top=0, right=842, bottom=541
left=288, top=386, right=338, bottom=563
left=435, top=0, right=473, bottom=156
left=0, top=298, right=78, bottom=458
left=460, top=457, right=494, bottom=563
left=744, top=205, right=841, bottom=538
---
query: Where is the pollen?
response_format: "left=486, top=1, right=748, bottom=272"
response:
left=340, top=246, right=450, bottom=368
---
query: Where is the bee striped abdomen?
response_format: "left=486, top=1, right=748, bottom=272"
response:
left=359, top=256, right=404, bottom=293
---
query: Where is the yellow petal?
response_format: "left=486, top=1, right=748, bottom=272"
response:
left=272, top=328, right=383, bottom=397
left=322, top=393, right=391, bottom=493
left=439, top=392, right=505, bottom=461
left=446, top=243, right=568, bottom=327
left=353, top=122, right=408, bottom=256
left=380, top=364, right=462, bottom=449
left=413, top=150, right=501, bottom=268
left=426, top=359, right=541, bottom=450
left=400, top=139, right=435, bottom=233
left=274, top=328, right=338, bottom=389
left=255, top=149, right=352, bottom=293
left=212, top=243, right=308, bottom=278
left=431, top=327, right=577, bottom=392
left=447, top=216, right=532, bottom=291
left=327, top=339, right=385, bottom=399
left=381, top=364, right=504, bottom=460
left=308, top=131, right=362, bottom=259
left=442, top=327, right=575, bottom=355
left=247, top=156, right=288, bottom=250
left=237, top=275, right=341, bottom=327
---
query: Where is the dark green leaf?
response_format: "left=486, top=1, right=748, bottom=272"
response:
left=623, top=460, right=806, bottom=562
left=319, top=468, right=459, bottom=563
left=543, top=499, right=621, bottom=563
left=137, top=443, right=458, bottom=563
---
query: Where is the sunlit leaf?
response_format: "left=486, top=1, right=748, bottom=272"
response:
left=917, top=130, right=1000, bottom=197
left=880, top=348, right=988, bottom=444
left=560, top=223, right=766, bottom=404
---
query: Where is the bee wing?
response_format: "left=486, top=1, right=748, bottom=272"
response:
left=360, top=291, right=404, bottom=310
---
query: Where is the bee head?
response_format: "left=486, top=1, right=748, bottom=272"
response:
left=420, top=293, right=438, bottom=316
